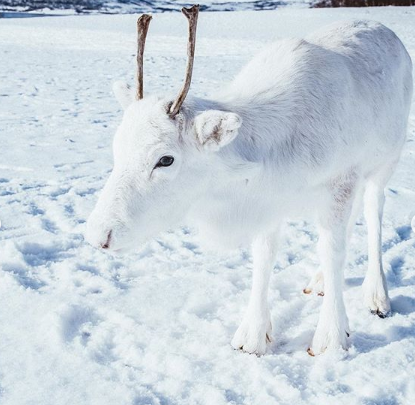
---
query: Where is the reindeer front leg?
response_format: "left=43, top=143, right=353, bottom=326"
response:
left=308, top=179, right=357, bottom=355
left=231, top=229, right=280, bottom=355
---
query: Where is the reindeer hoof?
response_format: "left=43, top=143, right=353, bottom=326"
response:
left=307, top=347, right=315, bottom=356
left=231, top=318, right=272, bottom=356
left=304, top=271, right=324, bottom=297
left=303, top=288, right=324, bottom=296
left=371, top=309, right=390, bottom=319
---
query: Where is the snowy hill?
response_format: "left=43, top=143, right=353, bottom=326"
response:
left=0, top=0, right=309, bottom=14
left=0, top=6, right=414, bottom=405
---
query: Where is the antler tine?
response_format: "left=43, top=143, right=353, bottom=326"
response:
left=169, top=5, right=200, bottom=118
left=136, top=14, right=152, bottom=100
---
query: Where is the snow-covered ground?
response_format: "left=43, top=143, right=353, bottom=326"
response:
left=0, top=7, right=415, bottom=405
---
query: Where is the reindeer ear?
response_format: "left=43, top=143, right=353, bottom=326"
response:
left=194, top=111, right=242, bottom=151
left=113, top=81, right=135, bottom=110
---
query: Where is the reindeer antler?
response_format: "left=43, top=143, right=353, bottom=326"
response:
left=136, top=14, right=152, bottom=100
left=169, top=5, right=199, bottom=118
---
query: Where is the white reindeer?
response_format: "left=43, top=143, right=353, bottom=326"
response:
left=86, top=6, right=413, bottom=356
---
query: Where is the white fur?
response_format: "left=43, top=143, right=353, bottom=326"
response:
left=86, top=20, right=413, bottom=355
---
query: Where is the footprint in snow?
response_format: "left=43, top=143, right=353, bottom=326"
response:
left=57, top=304, right=99, bottom=345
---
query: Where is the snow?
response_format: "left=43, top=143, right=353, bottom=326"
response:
left=0, top=6, right=415, bottom=405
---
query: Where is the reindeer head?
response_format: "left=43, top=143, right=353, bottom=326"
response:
left=85, top=5, right=243, bottom=252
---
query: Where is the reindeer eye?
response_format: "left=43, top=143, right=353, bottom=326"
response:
left=155, top=155, right=174, bottom=168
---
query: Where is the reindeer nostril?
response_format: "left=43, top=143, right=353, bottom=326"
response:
left=101, top=230, right=112, bottom=249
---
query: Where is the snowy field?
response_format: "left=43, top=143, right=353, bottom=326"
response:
left=0, top=6, right=415, bottom=405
